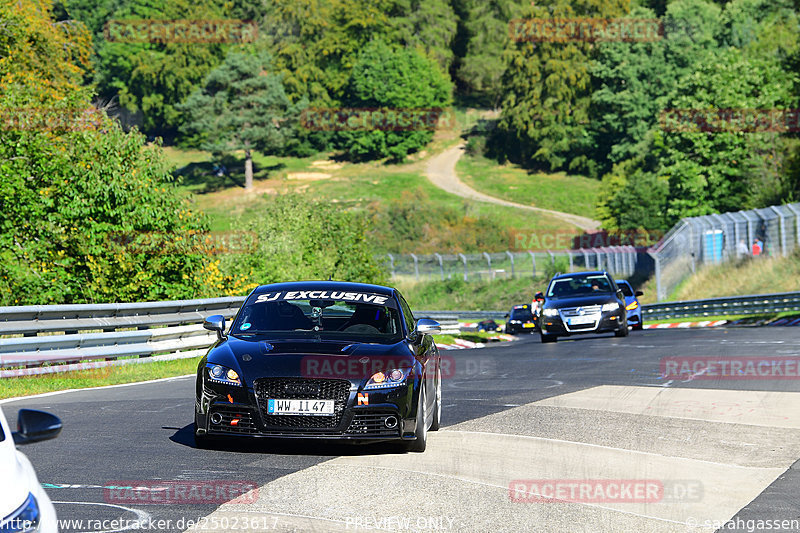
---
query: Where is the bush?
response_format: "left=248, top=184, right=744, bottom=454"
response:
left=0, top=121, right=211, bottom=305
left=220, top=194, right=388, bottom=287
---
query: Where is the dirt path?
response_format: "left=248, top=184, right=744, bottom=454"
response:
left=425, top=143, right=600, bottom=231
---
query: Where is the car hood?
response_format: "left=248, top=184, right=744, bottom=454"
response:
left=208, top=338, right=417, bottom=384
left=0, top=413, right=34, bottom=520
left=544, top=294, right=618, bottom=308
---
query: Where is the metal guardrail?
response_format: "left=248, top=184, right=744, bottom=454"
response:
left=421, top=291, right=800, bottom=322
left=0, top=296, right=245, bottom=378
left=640, top=291, right=800, bottom=321
left=2, top=291, right=799, bottom=378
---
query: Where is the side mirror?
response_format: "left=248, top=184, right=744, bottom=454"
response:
left=535, top=291, right=544, bottom=301
left=635, top=291, right=643, bottom=297
left=203, top=314, right=226, bottom=341
left=410, top=318, right=441, bottom=341
left=12, top=409, right=62, bottom=445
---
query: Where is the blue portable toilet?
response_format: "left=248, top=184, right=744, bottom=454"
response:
left=704, top=229, right=724, bottom=263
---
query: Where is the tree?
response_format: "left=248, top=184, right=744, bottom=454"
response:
left=496, top=0, right=630, bottom=172
left=389, top=0, right=459, bottom=73
left=91, top=0, right=230, bottom=137
left=337, top=41, right=452, bottom=162
left=455, top=0, right=524, bottom=107
left=178, top=51, right=297, bottom=189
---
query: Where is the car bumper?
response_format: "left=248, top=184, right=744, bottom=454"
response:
left=196, top=378, right=419, bottom=442
left=539, top=310, right=626, bottom=336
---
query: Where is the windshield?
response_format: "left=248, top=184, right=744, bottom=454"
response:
left=510, top=308, right=534, bottom=320
left=547, top=275, right=613, bottom=298
left=618, top=283, right=634, bottom=297
left=231, top=290, right=402, bottom=343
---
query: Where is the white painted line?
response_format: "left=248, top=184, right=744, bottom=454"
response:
left=0, top=374, right=194, bottom=405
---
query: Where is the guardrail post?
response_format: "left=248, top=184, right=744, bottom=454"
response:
left=547, top=250, right=555, bottom=267
left=458, top=253, right=468, bottom=281
left=387, top=253, right=395, bottom=279
left=483, top=252, right=492, bottom=280
left=506, top=251, right=515, bottom=278
left=566, top=251, right=573, bottom=272
left=528, top=251, right=537, bottom=278
left=434, top=253, right=445, bottom=281
left=410, top=253, right=420, bottom=282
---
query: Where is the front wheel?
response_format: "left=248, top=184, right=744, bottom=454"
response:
left=405, top=387, right=428, bottom=452
left=540, top=333, right=557, bottom=343
left=615, top=324, right=629, bottom=337
left=429, top=366, right=442, bottom=432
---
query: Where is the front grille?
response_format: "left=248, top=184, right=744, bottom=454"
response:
left=345, top=412, right=401, bottom=437
left=560, top=305, right=601, bottom=317
left=209, top=407, right=259, bottom=434
left=254, top=378, right=351, bottom=429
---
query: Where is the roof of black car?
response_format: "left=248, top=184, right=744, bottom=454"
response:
left=551, top=271, right=608, bottom=280
left=253, top=281, right=395, bottom=296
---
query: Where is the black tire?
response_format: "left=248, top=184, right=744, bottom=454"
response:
left=633, top=322, right=644, bottom=331
left=430, top=366, right=442, bottom=432
left=406, top=387, right=428, bottom=452
left=615, top=324, right=629, bottom=337
left=540, top=333, right=557, bottom=343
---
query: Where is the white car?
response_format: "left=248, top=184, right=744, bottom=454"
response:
left=0, top=407, right=62, bottom=533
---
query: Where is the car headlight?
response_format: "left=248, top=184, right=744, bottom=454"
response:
left=626, top=301, right=639, bottom=311
left=543, top=309, right=559, bottom=317
left=509, top=320, right=521, bottom=324
left=364, top=368, right=412, bottom=390
left=1, top=493, right=40, bottom=533
left=206, top=364, right=242, bottom=386
left=602, top=302, right=620, bottom=312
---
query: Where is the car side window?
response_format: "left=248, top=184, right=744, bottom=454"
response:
left=396, top=293, right=415, bottom=334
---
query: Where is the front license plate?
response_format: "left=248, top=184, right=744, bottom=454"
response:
left=523, top=322, right=535, bottom=328
left=568, top=316, right=597, bottom=325
left=267, top=399, right=335, bottom=415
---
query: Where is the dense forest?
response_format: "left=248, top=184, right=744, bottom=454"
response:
left=2, top=0, right=799, bottom=304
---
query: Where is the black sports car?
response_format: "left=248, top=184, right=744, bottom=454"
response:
left=194, top=281, right=442, bottom=452
left=505, top=304, right=537, bottom=334
left=537, top=271, right=628, bottom=343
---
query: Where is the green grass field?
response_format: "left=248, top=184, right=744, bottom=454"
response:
left=457, top=153, right=601, bottom=217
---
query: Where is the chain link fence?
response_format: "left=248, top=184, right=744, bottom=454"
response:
left=385, top=248, right=652, bottom=283
left=385, top=201, right=800, bottom=303
left=649, top=202, right=800, bottom=301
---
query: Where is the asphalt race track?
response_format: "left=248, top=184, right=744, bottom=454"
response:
left=6, top=327, right=800, bottom=533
